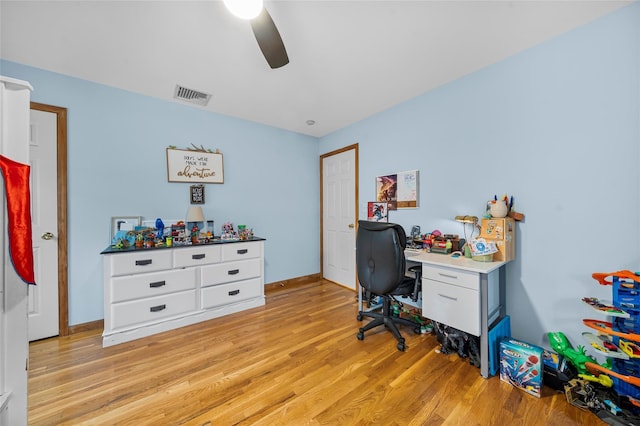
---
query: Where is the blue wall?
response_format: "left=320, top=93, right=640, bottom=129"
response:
left=322, top=3, right=640, bottom=350
left=2, top=3, right=639, bottom=351
left=0, top=59, right=320, bottom=325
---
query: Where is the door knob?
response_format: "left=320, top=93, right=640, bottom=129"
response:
left=41, top=232, right=54, bottom=240
left=348, top=223, right=354, bottom=228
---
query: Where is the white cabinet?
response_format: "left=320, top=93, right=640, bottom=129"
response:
left=408, top=251, right=507, bottom=378
left=102, top=239, right=265, bottom=347
left=422, top=263, right=496, bottom=336
left=0, top=76, right=32, bottom=426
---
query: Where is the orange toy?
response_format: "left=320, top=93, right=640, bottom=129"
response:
left=583, top=319, right=640, bottom=344
left=592, top=270, right=640, bottom=286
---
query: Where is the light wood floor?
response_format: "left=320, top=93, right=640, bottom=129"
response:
left=28, top=280, right=605, bottom=425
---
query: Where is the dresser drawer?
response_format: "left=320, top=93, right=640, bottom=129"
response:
left=221, top=242, right=262, bottom=261
left=110, top=268, right=196, bottom=303
left=422, top=264, right=478, bottom=291
left=173, top=245, right=221, bottom=268
left=201, top=258, right=262, bottom=287
left=109, top=250, right=172, bottom=277
left=423, top=278, right=479, bottom=335
left=110, top=290, right=196, bottom=330
left=201, top=278, right=262, bottom=309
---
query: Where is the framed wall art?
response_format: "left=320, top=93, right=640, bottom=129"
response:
left=376, top=169, right=418, bottom=210
left=110, top=216, right=141, bottom=243
left=396, top=169, right=419, bottom=209
left=376, top=174, right=397, bottom=210
left=166, top=147, right=224, bottom=183
left=367, top=202, right=389, bottom=222
left=190, top=185, right=205, bottom=204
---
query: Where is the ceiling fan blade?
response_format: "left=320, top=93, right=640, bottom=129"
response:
left=250, top=7, right=289, bottom=69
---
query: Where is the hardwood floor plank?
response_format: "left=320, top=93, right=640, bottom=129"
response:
left=29, top=280, right=606, bottom=425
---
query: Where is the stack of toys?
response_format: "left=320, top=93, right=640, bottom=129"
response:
left=584, top=271, right=640, bottom=409
left=548, top=270, right=640, bottom=423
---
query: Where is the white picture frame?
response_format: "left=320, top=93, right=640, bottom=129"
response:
left=110, top=216, right=141, bottom=243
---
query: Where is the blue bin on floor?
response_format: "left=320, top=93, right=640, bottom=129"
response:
left=488, top=315, right=511, bottom=376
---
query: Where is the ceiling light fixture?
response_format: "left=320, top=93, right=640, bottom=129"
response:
left=306, top=120, right=316, bottom=126
left=223, top=0, right=263, bottom=20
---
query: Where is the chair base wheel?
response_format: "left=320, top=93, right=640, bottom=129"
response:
left=397, top=341, right=406, bottom=351
left=357, top=331, right=365, bottom=340
left=357, top=313, right=363, bottom=321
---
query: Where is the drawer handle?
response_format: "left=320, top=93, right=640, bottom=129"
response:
left=135, top=259, right=152, bottom=266
left=150, top=304, right=166, bottom=312
left=228, top=269, right=240, bottom=275
left=192, top=254, right=206, bottom=260
left=228, top=289, right=240, bottom=296
left=438, top=293, right=458, bottom=301
left=149, top=281, right=166, bottom=288
left=438, top=273, right=458, bottom=280
left=237, top=249, right=248, bottom=255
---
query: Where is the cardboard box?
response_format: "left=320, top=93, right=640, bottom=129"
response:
left=499, top=338, right=543, bottom=398
left=480, top=218, right=515, bottom=261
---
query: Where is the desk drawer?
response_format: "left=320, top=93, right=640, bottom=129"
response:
left=173, top=246, right=221, bottom=268
left=201, top=278, right=262, bottom=309
left=222, top=242, right=262, bottom=261
left=109, top=251, right=172, bottom=276
left=201, top=258, right=262, bottom=287
left=423, top=278, right=479, bottom=336
left=110, top=290, right=196, bottom=330
left=422, top=264, right=478, bottom=290
left=111, top=268, right=196, bottom=303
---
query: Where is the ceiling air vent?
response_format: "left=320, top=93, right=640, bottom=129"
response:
left=174, top=85, right=211, bottom=106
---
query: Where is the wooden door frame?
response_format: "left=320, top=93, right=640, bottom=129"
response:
left=30, top=102, right=69, bottom=337
left=319, top=143, right=359, bottom=279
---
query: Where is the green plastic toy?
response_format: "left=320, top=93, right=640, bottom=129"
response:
left=547, top=331, right=611, bottom=375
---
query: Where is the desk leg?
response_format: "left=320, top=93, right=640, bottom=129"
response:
left=480, top=272, right=489, bottom=378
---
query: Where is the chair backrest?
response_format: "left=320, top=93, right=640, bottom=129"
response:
left=356, top=220, right=407, bottom=295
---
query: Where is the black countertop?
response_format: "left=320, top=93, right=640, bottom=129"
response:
left=100, top=237, right=266, bottom=255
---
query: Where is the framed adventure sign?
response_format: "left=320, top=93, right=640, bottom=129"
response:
left=166, top=148, right=224, bottom=183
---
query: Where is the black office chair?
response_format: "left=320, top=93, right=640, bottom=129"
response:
left=356, top=220, right=421, bottom=351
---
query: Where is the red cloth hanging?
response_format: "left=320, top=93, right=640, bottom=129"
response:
left=0, top=154, right=35, bottom=285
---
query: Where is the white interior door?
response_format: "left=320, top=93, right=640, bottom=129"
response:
left=28, top=108, right=59, bottom=341
left=322, top=147, right=357, bottom=290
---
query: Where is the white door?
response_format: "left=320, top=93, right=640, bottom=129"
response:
left=322, top=146, right=357, bottom=290
left=28, top=108, right=59, bottom=341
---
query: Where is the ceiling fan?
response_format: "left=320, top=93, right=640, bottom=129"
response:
left=224, top=0, right=289, bottom=69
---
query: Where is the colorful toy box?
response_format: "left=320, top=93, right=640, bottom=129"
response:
left=500, top=338, right=544, bottom=397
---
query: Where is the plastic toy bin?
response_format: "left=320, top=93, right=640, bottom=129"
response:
left=488, top=315, right=511, bottom=376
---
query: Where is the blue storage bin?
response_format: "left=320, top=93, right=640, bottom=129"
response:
left=488, top=315, right=511, bottom=376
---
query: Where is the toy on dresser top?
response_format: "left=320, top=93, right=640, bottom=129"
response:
left=407, top=228, right=462, bottom=254
left=221, top=222, right=254, bottom=241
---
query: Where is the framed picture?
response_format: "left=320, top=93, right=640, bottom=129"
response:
left=396, top=169, right=419, bottom=209
left=166, top=147, right=224, bottom=183
left=376, top=174, right=397, bottom=210
left=367, top=202, right=389, bottom=222
left=190, top=185, right=205, bottom=204
left=376, top=169, right=419, bottom=210
left=110, top=216, right=141, bottom=243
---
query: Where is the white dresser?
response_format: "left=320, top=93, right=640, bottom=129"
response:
left=407, top=251, right=508, bottom=378
left=102, top=239, right=265, bottom=347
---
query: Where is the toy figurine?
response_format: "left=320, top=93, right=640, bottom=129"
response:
left=191, top=224, right=199, bottom=244
left=155, top=218, right=165, bottom=238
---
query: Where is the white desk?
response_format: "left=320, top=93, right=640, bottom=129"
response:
left=406, top=251, right=509, bottom=378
